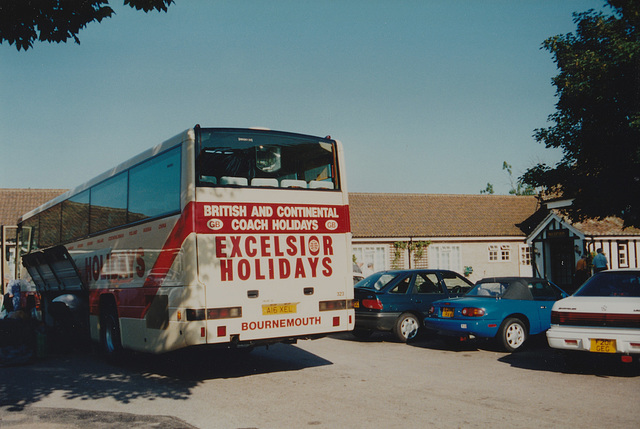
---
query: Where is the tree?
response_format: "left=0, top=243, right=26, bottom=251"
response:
left=480, top=183, right=494, bottom=195
left=521, top=0, right=640, bottom=228
left=503, top=162, right=535, bottom=195
left=480, top=161, right=534, bottom=195
left=0, top=0, right=174, bottom=51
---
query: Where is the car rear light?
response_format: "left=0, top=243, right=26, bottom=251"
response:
left=362, top=298, right=383, bottom=310
left=621, top=355, right=633, bottom=363
left=564, top=339, right=578, bottom=346
left=461, top=307, right=485, bottom=317
left=630, top=342, right=640, bottom=348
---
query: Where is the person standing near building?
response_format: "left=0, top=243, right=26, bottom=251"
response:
left=593, top=248, right=608, bottom=273
left=575, top=253, right=589, bottom=288
left=361, top=262, right=374, bottom=277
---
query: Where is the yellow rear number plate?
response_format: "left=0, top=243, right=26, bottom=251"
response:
left=262, top=303, right=298, bottom=316
left=353, top=301, right=360, bottom=308
left=442, top=307, right=454, bottom=318
left=590, top=339, right=616, bottom=353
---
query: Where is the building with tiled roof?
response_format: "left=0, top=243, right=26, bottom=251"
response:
left=1, top=189, right=68, bottom=288
left=349, top=193, right=542, bottom=283
left=350, top=193, right=539, bottom=238
left=350, top=193, right=639, bottom=291
left=0, top=188, right=67, bottom=226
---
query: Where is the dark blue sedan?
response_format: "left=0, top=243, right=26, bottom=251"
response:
left=353, top=269, right=474, bottom=342
left=424, top=277, right=568, bottom=352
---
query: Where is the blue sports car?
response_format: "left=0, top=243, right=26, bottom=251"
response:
left=424, top=277, right=568, bottom=352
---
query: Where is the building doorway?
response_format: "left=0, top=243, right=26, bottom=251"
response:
left=549, top=239, right=575, bottom=292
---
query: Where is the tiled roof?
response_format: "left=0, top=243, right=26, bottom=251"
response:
left=349, top=193, right=540, bottom=238
left=569, top=215, right=640, bottom=236
left=3, top=189, right=635, bottom=239
left=0, top=189, right=67, bottom=226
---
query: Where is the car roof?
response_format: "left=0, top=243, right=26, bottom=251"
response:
left=477, top=277, right=546, bottom=283
left=475, top=278, right=537, bottom=300
left=377, top=269, right=459, bottom=274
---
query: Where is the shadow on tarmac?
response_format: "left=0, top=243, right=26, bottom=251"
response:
left=0, top=340, right=332, bottom=413
left=338, top=329, right=640, bottom=378
left=498, top=342, right=640, bottom=378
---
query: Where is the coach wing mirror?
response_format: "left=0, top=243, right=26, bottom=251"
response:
left=256, top=145, right=281, bottom=173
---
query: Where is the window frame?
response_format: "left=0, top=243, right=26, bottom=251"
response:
left=500, top=244, right=511, bottom=262
left=618, top=241, right=629, bottom=268
left=488, top=245, right=499, bottom=262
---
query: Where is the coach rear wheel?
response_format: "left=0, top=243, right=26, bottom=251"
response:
left=101, top=306, right=124, bottom=361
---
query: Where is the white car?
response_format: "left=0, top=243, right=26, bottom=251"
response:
left=546, top=270, right=640, bottom=362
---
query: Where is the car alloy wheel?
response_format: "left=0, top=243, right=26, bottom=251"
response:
left=499, top=317, right=527, bottom=352
left=394, top=313, right=419, bottom=343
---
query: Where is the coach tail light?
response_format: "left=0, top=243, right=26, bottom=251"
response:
left=319, top=299, right=352, bottom=311
left=186, top=306, right=242, bottom=321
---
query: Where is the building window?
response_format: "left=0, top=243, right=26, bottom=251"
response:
left=520, top=245, right=532, bottom=266
left=501, top=245, right=511, bottom=261
left=489, top=244, right=511, bottom=262
left=429, top=245, right=461, bottom=272
left=488, top=245, right=498, bottom=262
left=618, top=242, right=629, bottom=268
left=353, top=245, right=388, bottom=275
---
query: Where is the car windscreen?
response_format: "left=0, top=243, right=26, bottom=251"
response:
left=574, top=272, right=640, bottom=297
left=354, top=273, right=399, bottom=291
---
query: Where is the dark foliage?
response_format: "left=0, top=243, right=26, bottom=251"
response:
left=522, top=0, right=640, bottom=228
left=0, top=0, right=173, bottom=51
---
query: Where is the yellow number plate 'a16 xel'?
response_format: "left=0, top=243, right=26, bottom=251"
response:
left=262, top=303, right=298, bottom=316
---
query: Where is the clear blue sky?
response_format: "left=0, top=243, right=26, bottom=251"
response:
left=0, top=0, right=606, bottom=195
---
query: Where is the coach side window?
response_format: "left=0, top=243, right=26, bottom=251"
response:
left=39, top=204, right=61, bottom=248
left=128, top=147, right=181, bottom=221
left=91, top=172, right=128, bottom=234
left=62, top=189, right=89, bottom=242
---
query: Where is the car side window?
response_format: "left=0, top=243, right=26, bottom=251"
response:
left=413, top=273, right=443, bottom=294
left=388, top=275, right=412, bottom=294
left=441, top=272, right=473, bottom=294
left=529, top=281, right=562, bottom=301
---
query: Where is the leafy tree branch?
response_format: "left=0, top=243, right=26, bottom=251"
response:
left=521, top=0, right=640, bottom=228
left=0, top=0, right=174, bottom=51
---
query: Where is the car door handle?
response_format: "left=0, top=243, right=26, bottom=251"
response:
left=540, top=305, right=547, bottom=309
